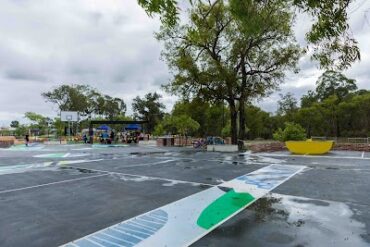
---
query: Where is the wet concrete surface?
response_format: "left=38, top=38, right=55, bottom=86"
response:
left=0, top=144, right=369, bottom=246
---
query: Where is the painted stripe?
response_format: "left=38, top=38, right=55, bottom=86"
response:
left=259, top=153, right=370, bottom=160
left=89, top=236, right=120, bottom=247
left=67, top=165, right=215, bottom=187
left=118, top=223, right=155, bottom=235
left=0, top=174, right=108, bottom=195
left=113, top=226, right=150, bottom=239
left=97, top=232, right=133, bottom=246
left=61, top=164, right=304, bottom=247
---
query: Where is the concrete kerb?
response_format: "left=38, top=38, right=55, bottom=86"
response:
left=207, top=145, right=239, bottom=152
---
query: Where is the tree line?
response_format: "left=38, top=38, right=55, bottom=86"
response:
left=7, top=1, right=366, bottom=141
left=8, top=70, right=369, bottom=139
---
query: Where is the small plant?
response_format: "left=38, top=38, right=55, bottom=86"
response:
left=273, top=122, right=306, bottom=142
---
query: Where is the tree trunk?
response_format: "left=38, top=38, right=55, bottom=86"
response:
left=336, top=117, right=340, bottom=137
left=238, top=57, right=247, bottom=146
left=228, top=100, right=238, bottom=145
left=238, top=100, right=246, bottom=141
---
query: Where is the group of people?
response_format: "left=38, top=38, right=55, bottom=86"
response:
left=81, top=130, right=144, bottom=144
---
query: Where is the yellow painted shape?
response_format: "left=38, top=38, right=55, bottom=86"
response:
left=285, top=140, right=333, bottom=155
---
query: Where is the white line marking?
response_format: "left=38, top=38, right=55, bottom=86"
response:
left=0, top=174, right=109, bottom=195
left=68, top=165, right=215, bottom=187
left=90, top=236, right=120, bottom=247
left=141, top=146, right=168, bottom=152
left=122, top=159, right=176, bottom=168
left=84, top=237, right=105, bottom=247
left=106, top=229, right=137, bottom=245
left=259, top=153, right=370, bottom=160
left=115, top=225, right=151, bottom=237
left=99, top=232, right=134, bottom=245
left=111, top=226, right=145, bottom=240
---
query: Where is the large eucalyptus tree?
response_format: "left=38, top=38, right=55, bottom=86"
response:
left=158, top=0, right=301, bottom=143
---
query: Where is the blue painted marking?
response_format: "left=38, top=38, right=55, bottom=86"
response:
left=236, top=166, right=299, bottom=189
left=140, top=215, right=166, bottom=224
left=74, top=238, right=101, bottom=247
left=89, top=236, right=119, bottom=247
left=95, top=233, right=132, bottom=246
left=150, top=210, right=167, bottom=217
left=134, top=218, right=162, bottom=229
left=103, top=229, right=141, bottom=244
left=121, top=223, right=155, bottom=235
left=114, top=226, right=150, bottom=239
left=126, top=221, right=157, bottom=232
left=236, top=176, right=273, bottom=189
left=66, top=209, right=168, bottom=247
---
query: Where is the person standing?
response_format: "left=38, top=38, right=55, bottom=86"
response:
left=83, top=134, right=88, bottom=144
left=110, top=131, right=115, bottom=143
left=25, top=134, right=29, bottom=147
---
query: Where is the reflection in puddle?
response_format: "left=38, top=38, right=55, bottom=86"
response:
left=249, top=196, right=287, bottom=223
left=113, top=174, right=204, bottom=188
left=59, top=166, right=97, bottom=174
left=248, top=193, right=368, bottom=247
left=206, top=193, right=367, bottom=246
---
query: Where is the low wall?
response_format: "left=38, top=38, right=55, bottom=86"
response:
left=245, top=142, right=286, bottom=153
left=0, top=136, right=15, bottom=148
left=207, top=145, right=238, bottom=152
left=245, top=141, right=370, bottom=153
left=333, top=143, right=370, bottom=152
left=138, top=140, right=157, bottom=146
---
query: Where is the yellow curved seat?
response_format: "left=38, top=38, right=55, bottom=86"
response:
left=285, top=140, right=333, bottom=155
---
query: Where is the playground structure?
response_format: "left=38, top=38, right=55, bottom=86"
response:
left=88, top=120, right=148, bottom=144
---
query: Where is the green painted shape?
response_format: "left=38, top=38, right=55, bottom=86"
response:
left=197, top=189, right=255, bottom=230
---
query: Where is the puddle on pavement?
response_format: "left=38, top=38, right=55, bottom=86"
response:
left=206, top=193, right=368, bottom=246
left=59, top=166, right=97, bottom=174
left=249, top=196, right=288, bottom=223
left=0, top=162, right=57, bottom=175
left=112, top=173, right=204, bottom=188
left=247, top=193, right=368, bottom=246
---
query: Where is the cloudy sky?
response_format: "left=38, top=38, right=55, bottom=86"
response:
left=0, top=0, right=369, bottom=126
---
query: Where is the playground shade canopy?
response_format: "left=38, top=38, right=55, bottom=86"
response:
left=124, top=124, right=142, bottom=131
left=96, top=125, right=111, bottom=131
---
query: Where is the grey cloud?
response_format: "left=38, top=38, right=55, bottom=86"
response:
left=5, top=69, right=45, bottom=81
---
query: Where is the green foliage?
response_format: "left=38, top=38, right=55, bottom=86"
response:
left=221, top=123, right=231, bottom=137
left=42, top=84, right=126, bottom=120
left=245, top=105, right=273, bottom=139
left=158, top=0, right=301, bottom=143
left=277, top=93, right=298, bottom=116
left=10, top=120, right=19, bottom=128
left=153, top=122, right=166, bottom=136
left=173, top=115, right=200, bottom=136
left=154, top=114, right=200, bottom=136
left=140, top=0, right=360, bottom=69
left=24, top=112, right=45, bottom=124
left=316, top=70, right=357, bottom=101
left=300, top=90, right=317, bottom=108
left=172, top=99, right=226, bottom=137
left=14, top=125, right=29, bottom=137
left=132, top=92, right=165, bottom=133
left=273, top=122, right=307, bottom=142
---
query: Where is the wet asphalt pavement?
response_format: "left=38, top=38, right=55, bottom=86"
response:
left=0, top=144, right=369, bottom=247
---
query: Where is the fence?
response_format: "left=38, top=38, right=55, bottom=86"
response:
left=347, top=137, right=369, bottom=144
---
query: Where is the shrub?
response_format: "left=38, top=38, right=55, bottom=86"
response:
left=273, top=122, right=306, bottom=142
